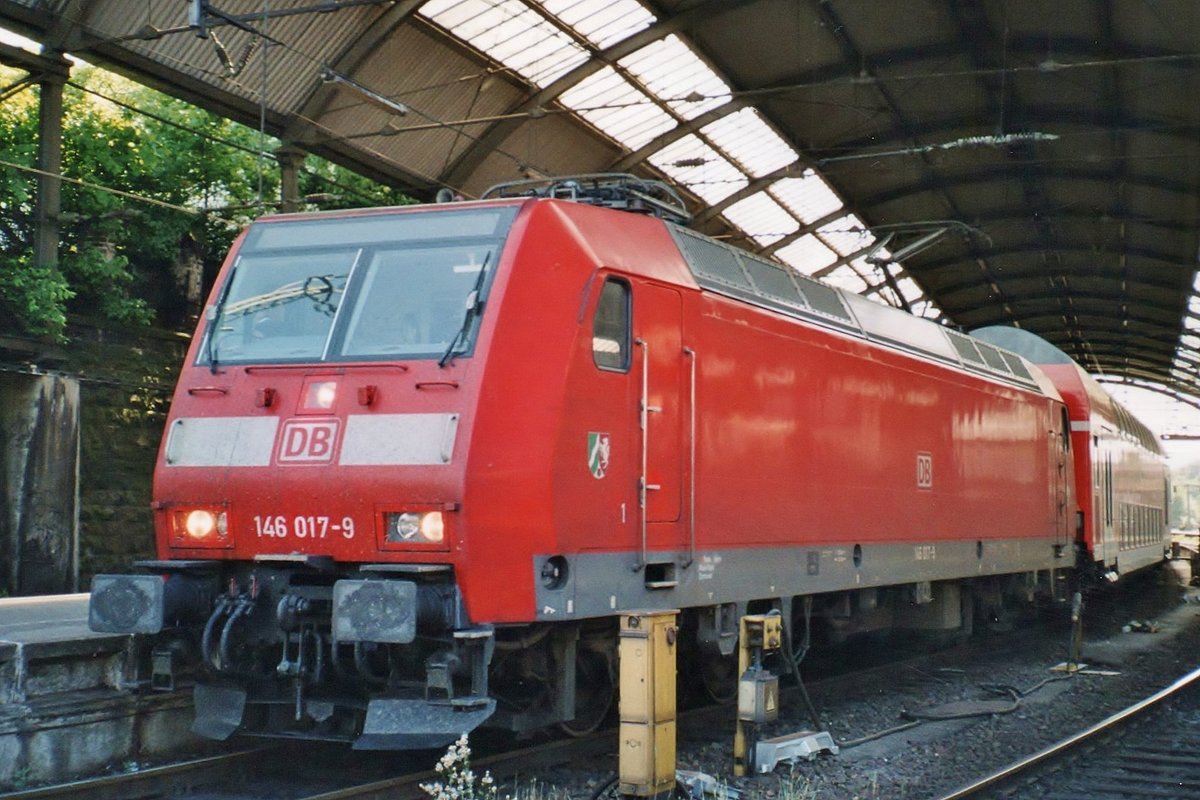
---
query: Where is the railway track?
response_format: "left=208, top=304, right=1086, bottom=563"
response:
left=0, top=725, right=617, bottom=800
left=0, top=614, right=1076, bottom=800
left=933, top=664, right=1200, bottom=800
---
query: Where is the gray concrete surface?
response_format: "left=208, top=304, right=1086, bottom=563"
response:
left=0, top=593, right=95, bottom=644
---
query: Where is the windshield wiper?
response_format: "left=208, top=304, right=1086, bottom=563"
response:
left=206, top=266, right=237, bottom=374
left=439, top=253, right=491, bottom=369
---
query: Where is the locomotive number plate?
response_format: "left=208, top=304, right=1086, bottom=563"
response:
left=253, top=515, right=356, bottom=539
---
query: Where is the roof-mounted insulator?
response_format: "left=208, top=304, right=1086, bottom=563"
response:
left=482, top=173, right=691, bottom=226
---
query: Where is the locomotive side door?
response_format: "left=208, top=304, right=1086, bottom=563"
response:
left=632, top=282, right=683, bottom=542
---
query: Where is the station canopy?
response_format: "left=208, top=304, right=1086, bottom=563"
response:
left=1, top=0, right=1198, bottom=406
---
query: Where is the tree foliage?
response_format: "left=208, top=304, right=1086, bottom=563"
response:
left=0, top=65, right=413, bottom=339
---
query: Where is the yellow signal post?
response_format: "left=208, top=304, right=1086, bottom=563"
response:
left=733, top=613, right=782, bottom=777
left=619, top=609, right=679, bottom=799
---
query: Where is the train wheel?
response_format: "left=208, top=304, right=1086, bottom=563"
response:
left=698, top=651, right=738, bottom=704
left=558, top=647, right=614, bottom=737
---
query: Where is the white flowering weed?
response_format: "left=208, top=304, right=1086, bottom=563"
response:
left=421, top=734, right=497, bottom=800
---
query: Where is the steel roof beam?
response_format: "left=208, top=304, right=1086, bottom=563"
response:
left=856, top=166, right=1197, bottom=211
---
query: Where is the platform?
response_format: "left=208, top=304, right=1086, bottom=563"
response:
left=0, top=593, right=201, bottom=789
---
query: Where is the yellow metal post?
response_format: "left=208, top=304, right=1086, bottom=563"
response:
left=733, top=613, right=782, bottom=776
left=619, top=610, right=678, bottom=799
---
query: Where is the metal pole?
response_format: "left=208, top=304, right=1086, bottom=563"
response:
left=33, top=55, right=70, bottom=270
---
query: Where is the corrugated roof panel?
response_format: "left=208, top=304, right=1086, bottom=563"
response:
left=420, top=0, right=588, bottom=86
left=817, top=215, right=873, bottom=257
left=537, top=0, right=656, bottom=48
left=648, top=134, right=747, bottom=204
left=559, top=66, right=676, bottom=150
left=701, top=108, right=796, bottom=178
left=618, top=34, right=730, bottom=119
left=771, top=171, right=843, bottom=224
left=776, top=234, right=837, bottom=274
left=335, top=25, right=532, bottom=182
left=822, top=265, right=869, bottom=294
left=722, top=193, right=799, bottom=246
left=101, top=1, right=376, bottom=113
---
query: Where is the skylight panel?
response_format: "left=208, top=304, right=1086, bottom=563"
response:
left=1182, top=335, right=1200, bottom=350
left=817, top=215, right=873, bottom=257
left=822, top=265, right=870, bottom=294
left=776, top=235, right=837, bottom=274
left=559, top=66, right=676, bottom=149
left=722, top=194, right=800, bottom=247
left=894, top=275, right=926, bottom=304
left=537, top=0, right=656, bottom=48
left=700, top=108, right=797, bottom=178
left=1190, top=294, right=1200, bottom=314
left=619, top=35, right=730, bottom=119
left=771, top=171, right=843, bottom=224
left=1186, top=315, right=1200, bottom=332
left=420, top=0, right=588, bottom=86
left=910, top=299, right=943, bottom=320
left=649, top=134, right=747, bottom=204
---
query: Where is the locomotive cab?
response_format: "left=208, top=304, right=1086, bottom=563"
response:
left=90, top=202, right=524, bottom=747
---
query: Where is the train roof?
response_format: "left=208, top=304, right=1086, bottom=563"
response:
left=973, top=326, right=1163, bottom=456
left=243, top=193, right=1055, bottom=399
left=665, top=223, right=1053, bottom=398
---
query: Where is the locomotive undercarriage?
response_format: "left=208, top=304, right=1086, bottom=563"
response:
left=92, top=564, right=1071, bottom=747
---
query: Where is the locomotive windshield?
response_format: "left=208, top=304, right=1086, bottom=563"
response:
left=200, top=206, right=517, bottom=366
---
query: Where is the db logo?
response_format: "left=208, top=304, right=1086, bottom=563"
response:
left=276, top=419, right=340, bottom=465
left=916, top=452, right=933, bottom=490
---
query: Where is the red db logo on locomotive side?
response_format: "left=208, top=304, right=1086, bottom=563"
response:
left=276, top=419, right=341, bottom=465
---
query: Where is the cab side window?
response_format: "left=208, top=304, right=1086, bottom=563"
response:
left=593, top=278, right=630, bottom=371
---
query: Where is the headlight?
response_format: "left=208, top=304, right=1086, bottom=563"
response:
left=171, top=506, right=230, bottom=547
left=385, top=511, right=444, bottom=544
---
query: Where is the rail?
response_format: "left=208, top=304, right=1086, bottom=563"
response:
left=933, top=663, right=1200, bottom=799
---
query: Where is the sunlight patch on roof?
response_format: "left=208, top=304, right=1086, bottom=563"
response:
left=775, top=234, right=837, bottom=274
left=722, top=193, right=800, bottom=246
left=649, top=134, right=747, bottom=203
left=700, top=108, right=797, bottom=178
left=420, top=0, right=589, bottom=86
left=559, top=66, right=676, bottom=149
left=619, top=35, right=730, bottom=119
left=771, top=172, right=844, bottom=224
left=536, top=0, right=656, bottom=48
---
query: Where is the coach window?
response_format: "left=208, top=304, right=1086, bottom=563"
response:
left=593, top=278, right=630, bottom=371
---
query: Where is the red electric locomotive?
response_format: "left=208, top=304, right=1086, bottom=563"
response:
left=89, top=175, right=1169, bottom=748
